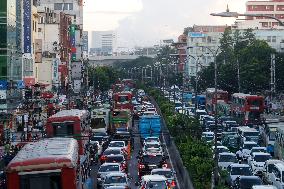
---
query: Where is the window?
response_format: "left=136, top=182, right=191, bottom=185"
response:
left=54, top=3, right=63, bottom=10
left=55, top=3, right=73, bottom=11
left=267, top=36, right=271, bottom=43
left=20, top=172, right=61, bottom=189
left=52, top=122, right=74, bottom=137
left=272, top=36, right=277, bottom=43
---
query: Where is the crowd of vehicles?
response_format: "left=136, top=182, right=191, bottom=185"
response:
left=3, top=79, right=178, bottom=189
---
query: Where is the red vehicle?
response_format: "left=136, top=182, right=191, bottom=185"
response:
left=45, top=109, right=90, bottom=155
left=205, top=88, right=229, bottom=115
left=112, top=83, right=125, bottom=93
left=6, top=138, right=90, bottom=189
left=231, top=93, right=264, bottom=125
left=121, top=79, right=135, bottom=90
left=113, top=92, right=133, bottom=111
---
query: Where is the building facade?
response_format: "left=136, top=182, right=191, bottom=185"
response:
left=90, top=31, right=117, bottom=56
left=0, top=0, right=23, bottom=112
left=187, top=25, right=228, bottom=77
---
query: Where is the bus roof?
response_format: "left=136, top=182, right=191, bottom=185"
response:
left=50, top=109, right=89, bottom=119
left=7, top=138, right=79, bottom=172
left=206, top=88, right=228, bottom=93
left=232, top=93, right=263, bottom=99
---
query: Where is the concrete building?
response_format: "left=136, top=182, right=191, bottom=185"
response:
left=234, top=0, right=284, bottom=29
left=0, top=0, right=23, bottom=112
left=90, top=31, right=117, bottom=56
left=187, top=25, right=228, bottom=77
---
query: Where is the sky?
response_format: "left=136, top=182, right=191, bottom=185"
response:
left=83, top=0, right=248, bottom=48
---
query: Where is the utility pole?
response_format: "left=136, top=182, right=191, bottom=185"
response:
left=271, top=53, right=276, bottom=100
left=237, top=56, right=241, bottom=93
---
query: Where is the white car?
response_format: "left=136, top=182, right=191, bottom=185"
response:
left=242, top=141, right=259, bottom=160
left=252, top=185, right=277, bottom=189
left=226, top=163, right=253, bottom=186
left=263, top=159, right=284, bottom=185
left=218, top=152, right=238, bottom=170
left=97, top=163, right=124, bottom=186
left=248, top=152, right=272, bottom=175
left=137, top=175, right=168, bottom=189
left=108, top=141, right=127, bottom=153
left=144, top=137, right=161, bottom=145
left=143, top=141, right=163, bottom=155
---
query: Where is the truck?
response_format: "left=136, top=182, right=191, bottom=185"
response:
left=109, top=109, right=132, bottom=134
left=139, top=115, right=161, bottom=140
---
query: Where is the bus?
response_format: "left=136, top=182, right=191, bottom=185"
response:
left=113, top=92, right=133, bottom=111
left=217, top=101, right=231, bottom=117
left=109, top=109, right=132, bottom=134
left=231, top=93, right=264, bottom=125
left=6, top=138, right=92, bottom=189
left=90, top=107, right=110, bottom=133
left=205, top=88, right=229, bottom=115
left=274, top=126, right=284, bottom=160
left=45, top=109, right=91, bottom=155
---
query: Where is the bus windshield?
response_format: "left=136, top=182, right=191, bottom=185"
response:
left=248, top=99, right=261, bottom=106
left=52, top=122, right=74, bottom=137
left=243, top=132, right=259, bottom=137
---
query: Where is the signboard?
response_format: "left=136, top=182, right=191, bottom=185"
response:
left=23, top=0, right=31, bottom=53
left=0, top=80, right=8, bottom=90
left=52, top=59, right=59, bottom=85
left=189, top=32, right=206, bottom=38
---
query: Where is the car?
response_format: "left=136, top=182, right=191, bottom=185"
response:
left=218, top=152, right=238, bottom=170
left=104, top=186, right=129, bottom=189
left=248, top=152, right=272, bottom=175
left=202, top=132, right=214, bottom=143
left=226, top=163, right=253, bottom=186
left=136, top=175, right=169, bottom=189
left=100, top=148, right=125, bottom=163
left=250, top=147, right=267, bottom=156
left=242, top=141, right=259, bottom=161
left=151, top=168, right=177, bottom=188
left=108, top=141, right=128, bottom=154
left=233, top=176, right=262, bottom=189
left=104, top=154, right=127, bottom=172
left=97, top=163, right=124, bottom=187
left=102, top=172, right=130, bottom=189
left=262, top=159, right=284, bottom=184
left=142, top=141, right=163, bottom=155
left=137, top=154, right=168, bottom=177
left=144, top=137, right=161, bottom=145
left=212, top=146, right=229, bottom=156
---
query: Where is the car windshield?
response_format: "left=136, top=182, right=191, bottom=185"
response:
left=243, top=143, right=258, bottom=150
left=269, top=131, right=276, bottom=141
left=219, top=155, right=237, bottom=162
left=90, top=136, right=104, bottom=141
left=109, top=142, right=124, bottom=147
left=104, top=149, right=121, bottom=155
left=146, top=144, right=160, bottom=149
left=251, top=148, right=266, bottom=153
left=243, top=132, right=259, bottom=137
left=239, top=178, right=262, bottom=188
left=146, top=181, right=167, bottom=189
left=104, top=175, right=127, bottom=184
left=145, top=138, right=159, bottom=143
left=254, top=155, right=271, bottom=162
left=217, top=148, right=229, bottom=153
left=99, top=165, right=119, bottom=172
left=105, top=156, right=124, bottom=163
left=141, top=155, right=163, bottom=164
left=231, top=167, right=252, bottom=175
left=152, top=171, right=173, bottom=178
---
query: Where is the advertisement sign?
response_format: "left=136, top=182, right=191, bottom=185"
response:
left=189, top=32, right=206, bottom=38
left=52, top=59, right=59, bottom=85
left=23, top=0, right=31, bottom=53
left=0, top=81, right=8, bottom=90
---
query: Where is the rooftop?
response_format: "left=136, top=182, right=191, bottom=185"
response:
left=50, top=109, right=89, bottom=118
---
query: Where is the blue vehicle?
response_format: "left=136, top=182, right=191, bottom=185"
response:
left=195, top=95, right=206, bottom=109
left=139, top=115, right=161, bottom=140
left=183, top=92, right=193, bottom=103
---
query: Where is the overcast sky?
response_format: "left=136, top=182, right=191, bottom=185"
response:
left=83, top=0, right=247, bottom=48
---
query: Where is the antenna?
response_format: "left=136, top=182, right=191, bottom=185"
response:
left=226, top=4, right=230, bottom=12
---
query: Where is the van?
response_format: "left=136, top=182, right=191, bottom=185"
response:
left=263, top=159, right=284, bottom=185
left=270, top=163, right=284, bottom=189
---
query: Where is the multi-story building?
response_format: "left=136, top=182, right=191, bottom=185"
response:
left=0, top=0, right=23, bottom=113
left=235, top=0, right=284, bottom=29
left=90, top=31, right=117, bottom=56
left=187, top=25, right=228, bottom=77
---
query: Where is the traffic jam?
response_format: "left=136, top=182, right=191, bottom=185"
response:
left=168, top=86, right=284, bottom=189
left=2, top=79, right=178, bottom=189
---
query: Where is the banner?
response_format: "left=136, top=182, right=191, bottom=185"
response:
left=23, top=0, right=31, bottom=53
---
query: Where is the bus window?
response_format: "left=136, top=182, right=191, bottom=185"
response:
left=20, top=172, right=61, bottom=189
left=52, top=122, right=74, bottom=137
left=248, top=99, right=261, bottom=106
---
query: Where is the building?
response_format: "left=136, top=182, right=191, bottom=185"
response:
left=90, top=31, right=117, bottom=56
left=234, top=0, right=284, bottom=29
left=0, top=0, right=23, bottom=113
left=187, top=25, right=228, bottom=77
left=82, top=31, right=89, bottom=58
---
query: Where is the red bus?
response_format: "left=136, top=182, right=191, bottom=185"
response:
left=205, top=88, right=229, bottom=115
left=121, top=79, right=135, bottom=90
left=113, top=92, right=133, bottom=111
left=45, top=109, right=91, bottom=155
left=231, top=93, right=265, bottom=125
left=6, top=138, right=91, bottom=189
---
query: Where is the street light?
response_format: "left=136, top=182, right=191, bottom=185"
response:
left=211, top=6, right=284, bottom=26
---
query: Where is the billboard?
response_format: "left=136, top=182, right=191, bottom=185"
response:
left=23, top=0, right=31, bottom=53
left=189, top=32, right=206, bottom=38
left=52, top=59, right=59, bottom=86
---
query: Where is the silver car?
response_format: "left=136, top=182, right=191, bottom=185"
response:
left=102, top=172, right=130, bottom=189
left=97, top=163, right=123, bottom=187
